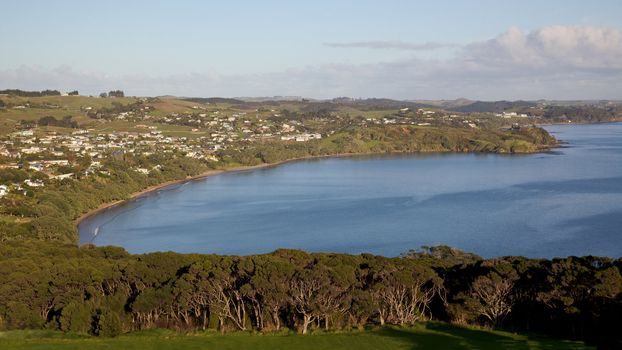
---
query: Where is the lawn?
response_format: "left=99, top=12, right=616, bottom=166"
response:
left=0, top=323, right=592, bottom=350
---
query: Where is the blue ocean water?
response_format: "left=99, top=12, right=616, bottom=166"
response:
left=79, top=123, right=622, bottom=258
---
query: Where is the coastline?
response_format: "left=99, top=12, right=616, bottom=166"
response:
left=75, top=145, right=557, bottom=233
left=535, top=119, right=622, bottom=127
left=75, top=169, right=223, bottom=226
left=74, top=124, right=575, bottom=232
left=74, top=152, right=377, bottom=228
left=77, top=139, right=559, bottom=230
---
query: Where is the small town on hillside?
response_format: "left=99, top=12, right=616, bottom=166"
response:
left=1, top=90, right=620, bottom=200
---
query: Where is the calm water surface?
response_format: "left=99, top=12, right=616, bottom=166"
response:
left=79, top=123, right=622, bottom=258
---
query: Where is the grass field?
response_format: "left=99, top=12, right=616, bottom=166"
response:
left=0, top=323, right=592, bottom=350
left=0, top=95, right=237, bottom=138
left=0, top=95, right=140, bottom=135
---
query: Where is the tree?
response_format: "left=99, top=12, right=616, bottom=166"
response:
left=243, top=256, right=294, bottom=331
left=108, top=90, right=125, bottom=98
left=30, top=216, right=76, bottom=242
left=59, top=301, right=93, bottom=333
left=37, top=115, right=78, bottom=128
left=368, top=259, right=441, bottom=326
left=96, top=309, right=122, bottom=337
left=288, top=259, right=355, bottom=334
left=172, top=260, right=213, bottom=330
left=131, top=285, right=174, bottom=329
left=289, top=271, right=321, bottom=334
left=471, top=274, right=514, bottom=327
left=204, top=259, right=248, bottom=331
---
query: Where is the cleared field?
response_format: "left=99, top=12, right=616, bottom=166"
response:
left=0, top=323, right=592, bottom=350
left=0, top=95, right=140, bottom=135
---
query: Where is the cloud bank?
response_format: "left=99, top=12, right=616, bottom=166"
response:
left=1, top=26, right=621, bottom=100
left=464, top=25, right=622, bottom=71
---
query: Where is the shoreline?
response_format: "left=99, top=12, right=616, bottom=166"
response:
left=75, top=124, right=564, bottom=239
left=75, top=145, right=557, bottom=234
left=75, top=152, right=382, bottom=229
left=76, top=124, right=595, bottom=231
left=535, top=119, right=622, bottom=127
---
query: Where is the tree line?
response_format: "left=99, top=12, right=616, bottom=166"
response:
left=99, top=90, right=125, bottom=98
left=0, top=89, right=62, bottom=97
left=0, top=242, right=619, bottom=347
left=36, top=115, right=79, bottom=128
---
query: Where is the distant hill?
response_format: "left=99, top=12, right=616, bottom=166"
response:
left=450, top=100, right=537, bottom=113
left=183, top=97, right=245, bottom=104
left=332, top=98, right=434, bottom=111
left=237, top=96, right=308, bottom=102
left=542, top=105, right=622, bottom=123
left=410, top=98, right=474, bottom=109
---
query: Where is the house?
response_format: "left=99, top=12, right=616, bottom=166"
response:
left=24, top=179, right=45, bottom=187
left=29, top=162, right=44, bottom=171
left=43, top=160, right=70, bottom=166
left=51, top=173, right=74, bottom=180
left=18, top=130, right=34, bottom=137
left=22, top=147, right=42, bottom=156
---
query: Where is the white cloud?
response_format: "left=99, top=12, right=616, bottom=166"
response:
left=1, top=26, right=621, bottom=100
left=463, top=25, right=622, bottom=71
left=323, top=41, right=455, bottom=50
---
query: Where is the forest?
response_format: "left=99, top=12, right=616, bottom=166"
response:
left=0, top=242, right=619, bottom=348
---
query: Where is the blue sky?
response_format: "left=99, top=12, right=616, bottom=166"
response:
left=1, top=0, right=621, bottom=99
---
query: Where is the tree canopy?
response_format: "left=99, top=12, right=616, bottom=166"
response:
left=0, top=241, right=619, bottom=348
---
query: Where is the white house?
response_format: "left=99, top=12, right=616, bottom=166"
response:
left=24, top=179, right=45, bottom=187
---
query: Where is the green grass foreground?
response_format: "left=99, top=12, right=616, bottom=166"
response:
left=0, top=323, right=592, bottom=350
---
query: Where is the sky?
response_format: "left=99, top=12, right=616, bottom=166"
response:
left=1, top=0, right=621, bottom=100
